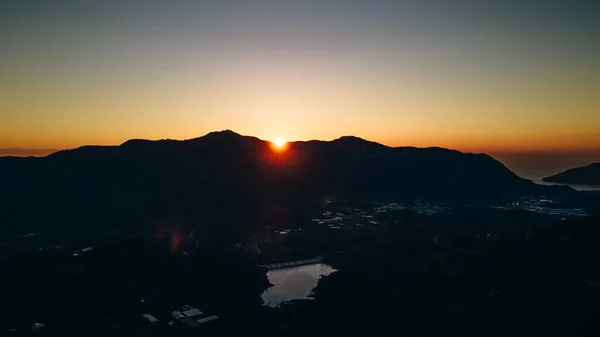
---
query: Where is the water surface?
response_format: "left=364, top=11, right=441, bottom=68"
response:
left=261, top=263, right=337, bottom=307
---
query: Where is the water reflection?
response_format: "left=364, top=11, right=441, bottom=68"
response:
left=261, top=263, right=337, bottom=307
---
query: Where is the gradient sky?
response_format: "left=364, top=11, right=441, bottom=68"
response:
left=1, top=0, right=599, bottom=153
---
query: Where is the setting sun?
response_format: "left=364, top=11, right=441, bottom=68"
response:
left=273, top=137, right=287, bottom=148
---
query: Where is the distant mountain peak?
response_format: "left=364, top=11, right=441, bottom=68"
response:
left=120, top=138, right=152, bottom=146
left=335, top=135, right=367, bottom=141
left=205, top=129, right=241, bottom=137
left=188, top=130, right=245, bottom=142
left=332, top=135, right=387, bottom=150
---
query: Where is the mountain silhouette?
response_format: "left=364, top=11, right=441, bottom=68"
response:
left=543, top=163, right=600, bottom=186
left=0, top=131, right=537, bottom=236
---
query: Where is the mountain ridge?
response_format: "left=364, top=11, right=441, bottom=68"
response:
left=543, top=163, right=600, bottom=186
left=1, top=131, right=494, bottom=159
left=0, top=130, right=549, bottom=236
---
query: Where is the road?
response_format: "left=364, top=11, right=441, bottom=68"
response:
left=260, top=256, right=324, bottom=270
left=432, top=234, right=503, bottom=262
left=433, top=234, right=600, bottom=288
left=189, top=229, right=199, bottom=247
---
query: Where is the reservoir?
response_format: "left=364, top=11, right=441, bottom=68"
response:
left=261, top=263, right=337, bottom=307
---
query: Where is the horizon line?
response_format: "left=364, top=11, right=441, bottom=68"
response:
left=2, top=130, right=600, bottom=157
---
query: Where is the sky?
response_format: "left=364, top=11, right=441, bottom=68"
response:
left=1, top=0, right=599, bottom=156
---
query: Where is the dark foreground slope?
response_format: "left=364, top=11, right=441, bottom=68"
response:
left=4, top=211, right=600, bottom=337
left=543, top=163, right=600, bottom=186
left=0, top=131, right=536, bottom=236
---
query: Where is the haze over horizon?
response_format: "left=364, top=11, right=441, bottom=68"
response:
left=2, top=130, right=599, bottom=181
left=1, top=1, right=599, bottom=155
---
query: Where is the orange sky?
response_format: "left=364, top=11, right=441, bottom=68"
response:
left=1, top=1, right=599, bottom=154
left=2, top=69, right=599, bottom=153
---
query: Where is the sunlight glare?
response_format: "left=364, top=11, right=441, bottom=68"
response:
left=272, top=137, right=287, bottom=151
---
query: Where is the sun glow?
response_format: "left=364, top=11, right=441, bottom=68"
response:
left=272, top=137, right=287, bottom=150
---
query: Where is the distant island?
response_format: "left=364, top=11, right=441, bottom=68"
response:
left=543, top=163, right=600, bottom=186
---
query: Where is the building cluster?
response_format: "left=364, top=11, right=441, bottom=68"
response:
left=311, top=211, right=350, bottom=229
left=73, top=246, right=94, bottom=257
left=170, top=304, right=219, bottom=327
left=495, top=197, right=588, bottom=217
left=407, top=201, right=449, bottom=215
left=139, top=304, right=219, bottom=328
left=370, top=201, right=450, bottom=215
left=307, top=201, right=452, bottom=230
left=142, top=313, right=158, bottom=323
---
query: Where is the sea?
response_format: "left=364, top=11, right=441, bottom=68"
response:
left=491, top=151, right=600, bottom=191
